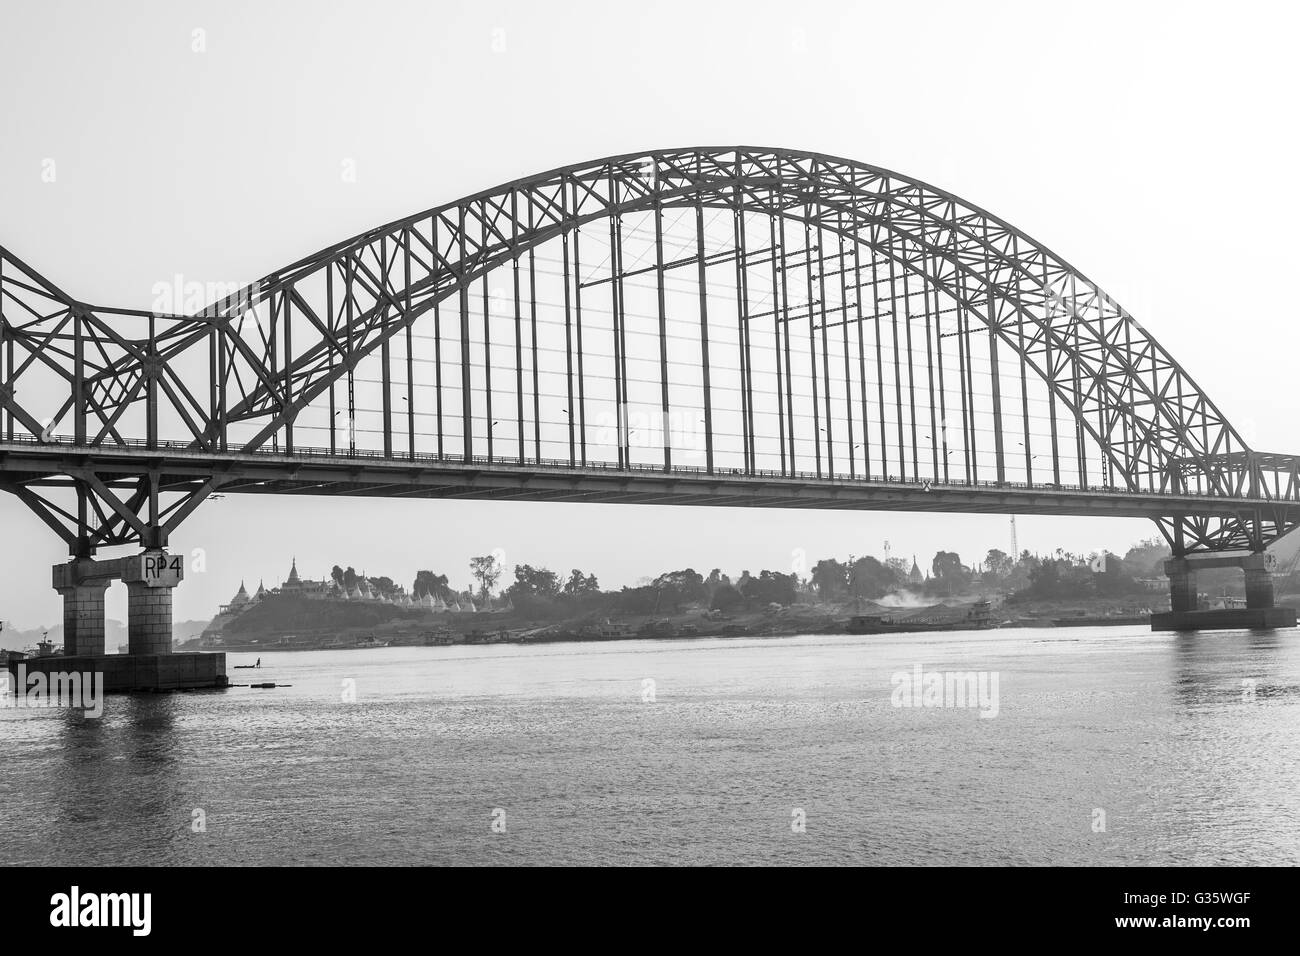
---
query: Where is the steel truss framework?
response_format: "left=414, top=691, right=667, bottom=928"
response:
left=1, top=147, right=1296, bottom=557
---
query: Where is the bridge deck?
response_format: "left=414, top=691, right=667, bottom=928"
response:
left=2, top=439, right=1292, bottom=521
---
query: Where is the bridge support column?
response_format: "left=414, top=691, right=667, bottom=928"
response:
left=51, top=558, right=116, bottom=656
left=1242, top=553, right=1275, bottom=610
left=56, top=584, right=110, bottom=656
left=1164, top=558, right=1199, bottom=614
left=121, top=550, right=183, bottom=655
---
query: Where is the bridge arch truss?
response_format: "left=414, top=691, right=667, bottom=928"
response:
left=1, top=147, right=1297, bottom=555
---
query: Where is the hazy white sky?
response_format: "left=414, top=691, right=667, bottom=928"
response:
left=1, top=0, right=1297, bottom=627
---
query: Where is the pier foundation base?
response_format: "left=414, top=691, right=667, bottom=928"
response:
left=1151, top=607, right=1296, bottom=631
left=4, top=652, right=228, bottom=693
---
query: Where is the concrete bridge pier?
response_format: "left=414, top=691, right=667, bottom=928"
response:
left=7, top=550, right=228, bottom=693
left=122, top=550, right=182, bottom=655
left=1152, top=553, right=1296, bottom=631
left=1165, top=558, right=1199, bottom=614
left=1242, top=554, right=1276, bottom=610
left=51, top=558, right=115, bottom=656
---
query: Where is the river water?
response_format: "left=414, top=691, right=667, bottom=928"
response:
left=2, top=627, right=1298, bottom=866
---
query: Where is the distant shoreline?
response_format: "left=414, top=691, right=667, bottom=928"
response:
left=187, top=609, right=1176, bottom=654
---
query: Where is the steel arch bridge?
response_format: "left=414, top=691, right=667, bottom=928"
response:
left=1, top=146, right=1297, bottom=559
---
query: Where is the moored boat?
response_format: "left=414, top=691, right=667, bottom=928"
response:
left=847, top=600, right=995, bottom=635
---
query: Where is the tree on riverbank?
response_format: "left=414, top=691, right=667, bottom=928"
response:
left=412, top=570, right=452, bottom=601
left=507, top=565, right=561, bottom=599
left=848, top=556, right=897, bottom=599
left=738, top=570, right=798, bottom=606
left=563, top=569, right=600, bottom=596
left=1005, top=551, right=1148, bottom=602
left=469, top=555, right=503, bottom=603
left=927, top=552, right=971, bottom=595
